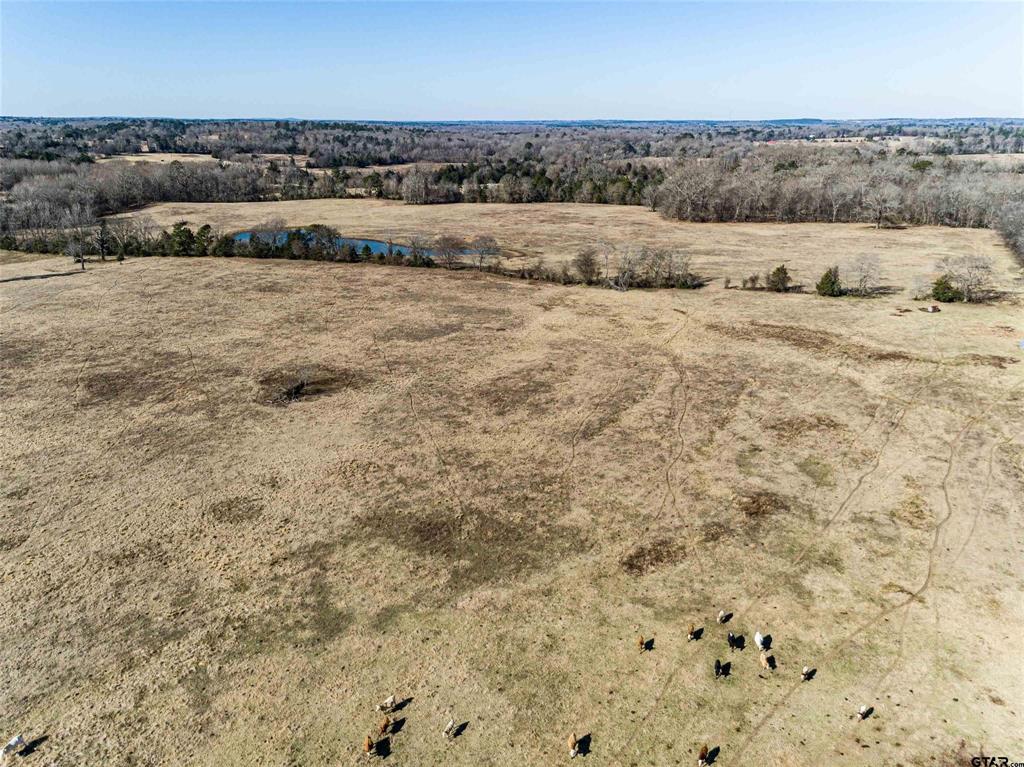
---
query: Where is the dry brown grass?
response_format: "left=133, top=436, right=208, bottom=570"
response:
left=0, top=249, right=61, bottom=267
left=114, top=199, right=1020, bottom=290
left=95, top=152, right=317, bottom=168
left=943, top=152, right=1024, bottom=168
left=2, top=226, right=1022, bottom=766
left=95, top=152, right=222, bottom=164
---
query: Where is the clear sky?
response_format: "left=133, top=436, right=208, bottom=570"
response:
left=1, top=1, right=1021, bottom=120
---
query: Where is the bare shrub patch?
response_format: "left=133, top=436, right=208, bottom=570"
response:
left=257, top=363, right=367, bottom=405
left=620, top=538, right=685, bottom=576
left=737, top=490, right=790, bottom=518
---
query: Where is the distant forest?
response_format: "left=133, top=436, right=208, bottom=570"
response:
left=1, top=117, right=1022, bottom=261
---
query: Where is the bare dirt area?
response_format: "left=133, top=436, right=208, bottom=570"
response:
left=116, top=199, right=1019, bottom=288
left=2, top=238, right=1023, bottom=766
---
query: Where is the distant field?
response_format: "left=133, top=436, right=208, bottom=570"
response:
left=758, top=135, right=922, bottom=148
left=2, top=251, right=1022, bottom=766
left=116, top=199, right=1020, bottom=290
left=96, top=152, right=221, bottom=164
left=943, top=152, right=1024, bottom=168
left=341, top=161, right=458, bottom=175
left=0, top=249, right=57, bottom=267
left=96, top=152, right=318, bottom=168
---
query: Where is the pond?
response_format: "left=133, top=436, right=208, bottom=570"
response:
left=233, top=230, right=421, bottom=256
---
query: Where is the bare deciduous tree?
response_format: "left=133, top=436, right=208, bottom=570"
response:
left=434, top=234, right=467, bottom=270
left=845, top=254, right=881, bottom=296
left=865, top=182, right=903, bottom=228
left=573, top=248, right=601, bottom=284
left=937, top=255, right=994, bottom=302
left=470, top=235, right=499, bottom=270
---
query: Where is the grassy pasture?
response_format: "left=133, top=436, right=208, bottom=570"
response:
left=116, top=199, right=1020, bottom=289
left=2, top=213, right=1023, bottom=766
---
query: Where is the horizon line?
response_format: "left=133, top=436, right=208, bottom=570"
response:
left=2, top=115, right=1022, bottom=125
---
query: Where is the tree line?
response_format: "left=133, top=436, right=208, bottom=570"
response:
left=2, top=118, right=1022, bottom=265
left=654, top=145, right=1021, bottom=229
left=4, top=116, right=1022, bottom=165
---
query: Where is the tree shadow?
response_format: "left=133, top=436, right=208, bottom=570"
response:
left=0, top=271, right=84, bottom=284
left=977, top=289, right=1014, bottom=304
left=869, top=285, right=902, bottom=297
left=847, top=285, right=901, bottom=298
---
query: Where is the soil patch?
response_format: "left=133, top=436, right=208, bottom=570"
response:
left=257, top=363, right=367, bottom=405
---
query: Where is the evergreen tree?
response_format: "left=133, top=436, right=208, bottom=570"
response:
left=816, top=266, right=843, bottom=296
left=194, top=224, right=213, bottom=257
left=767, top=264, right=792, bottom=292
left=932, top=274, right=963, bottom=302
left=169, top=222, right=195, bottom=257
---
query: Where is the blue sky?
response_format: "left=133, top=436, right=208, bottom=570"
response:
left=1, top=1, right=1021, bottom=120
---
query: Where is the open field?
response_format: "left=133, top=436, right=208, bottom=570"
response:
left=943, top=153, right=1024, bottom=169
left=2, top=238, right=1023, bottom=765
left=0, top=249, right=63, bottom=267
left=341, top=162, right=459, bottom=175
left=96, top=152, right=223, bottom=165
left=116, top=199, right=1020, bottom=289
left=96, top=152, right=317, bottom=167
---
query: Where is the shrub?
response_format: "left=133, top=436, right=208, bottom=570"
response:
left=766, top=264, right=791, bottom=292
left=671, top=270, right=705, bottom=289
left=845, top=254, right=881, bottom=296
left=557, top=262, right=577, bottom=285
left=936, top=255, right=994, bottom=302
left=932, top=274, right=963, bottom=302
left=816, top=266, right=843, bottom=297
left=572, top=248, right=601, bottom=284
left=210, top=235, right=236, bottom=257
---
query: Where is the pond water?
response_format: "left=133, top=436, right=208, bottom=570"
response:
left=234, top=230, right=420, bottom=257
